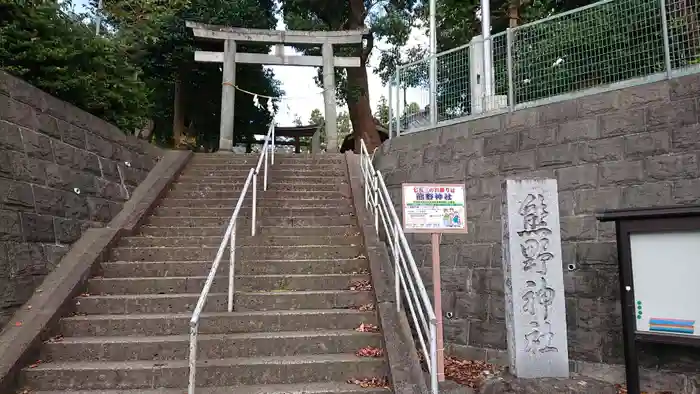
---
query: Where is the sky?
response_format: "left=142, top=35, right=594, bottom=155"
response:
left=72, top=0, right=428, bottom=127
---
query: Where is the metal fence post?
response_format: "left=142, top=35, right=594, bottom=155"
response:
left=188, top=322, right=198, bottom=394
left=506, top=27, right=515, bottom=110
left=394, top=72, right=401, bottom=136
left=263, top=149, right=268, bottom=191
left=388, top=81, right=393, bottom=138
left=394, top=221, right=401, bottom=313
left=429, top=321, right=438, bottom=394
left=372, top=172, right=379, bottom=235
left=659, top=0, right=673, bottom=78
left=228, top=224, right=236, bottom=312
left=252, top=173, right=257, bottom=236
left=429, top=0, right=438, bottom=125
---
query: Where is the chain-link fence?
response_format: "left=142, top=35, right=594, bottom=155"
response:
left=391, top=0, right=700, bottom=135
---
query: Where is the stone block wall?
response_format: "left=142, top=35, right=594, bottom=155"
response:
left=373, top=73, right=700, bottom=390
left=0, top=71, right=162, bottom=329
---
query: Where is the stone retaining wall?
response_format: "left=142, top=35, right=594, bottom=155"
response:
left=373, top=72, right=700, bottom=391
left=0, top=71, right=162, bottom=329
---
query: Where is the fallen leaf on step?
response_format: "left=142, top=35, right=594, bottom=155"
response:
left=15, top=321, right=22, bottom=327
left=46, top=335, right=64, bottom=343
left=29, top=360, right=42, bottom=368
left=349, top=280, right=372, bottom=291
left=355, top=323, right=380, bottom=333
left=356, top=346, right=384, bottom=358
left=443, top=356, right=498, bottom=388
left=354, top=253, right=367, bottom=259
left=614, top=384, right=670, bottom=394
left=347, top=377, right=390, bottom=388
left=358, top=303, right=375, bottom=311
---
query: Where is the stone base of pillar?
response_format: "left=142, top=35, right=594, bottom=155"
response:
left=218, top=138, right=233, bottom=151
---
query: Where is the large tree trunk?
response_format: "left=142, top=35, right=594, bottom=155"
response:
left=509, top=0, right=520, bottom=27
left=347, top=66, right=381, bottom=153
left=346, top=0, right=381, bottom=154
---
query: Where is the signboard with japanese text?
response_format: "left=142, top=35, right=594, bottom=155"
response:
left=401, top=183, right=468, bottom=234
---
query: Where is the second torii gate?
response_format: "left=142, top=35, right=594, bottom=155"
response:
left=186, top=21, right=368, bottom=152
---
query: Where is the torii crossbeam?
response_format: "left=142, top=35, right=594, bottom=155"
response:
left=187, top=21, right=368, bottom=152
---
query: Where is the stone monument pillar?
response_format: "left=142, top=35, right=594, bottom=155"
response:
left=501, top=178, right=569, bottom=378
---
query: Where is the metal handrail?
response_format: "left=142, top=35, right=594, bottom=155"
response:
left=187, top=121, right=276, bottom=394
left=359, top=139, right=439, bottom=394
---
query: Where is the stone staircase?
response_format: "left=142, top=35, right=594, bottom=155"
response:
left=17, top=153, right=390, bottom=394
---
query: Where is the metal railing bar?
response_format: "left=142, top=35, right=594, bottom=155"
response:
left=189, top=121, right=275, bottom=394
left=375, top=189, right=431, bottom=335
left=376, top=172, right=436, bottom=322
left=189, top=168, right=253, bottom=325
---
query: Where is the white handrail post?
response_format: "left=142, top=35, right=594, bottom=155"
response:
left=393, top=221, right=401, bottom=313
left=372, top=172, right=379, bottom=235
left=252, top=173, right=257, bottom=236
left=429, top=321, right=439, bottom=394
left=263, top=149, right=269, bottom=191
left=271, top=124, right=275, bottom=165
left=188, top=321, right=198, bottom=394
left=228, top=223, right=236, bottom=312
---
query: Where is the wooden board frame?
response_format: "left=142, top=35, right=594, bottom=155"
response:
left=598, top=204, right=700, bottom=394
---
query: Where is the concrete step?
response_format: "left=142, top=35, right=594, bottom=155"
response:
left=189, top=154, right=344, bottom=164
left=100, top=259, right=369, bottom=277
left=73, top=291, right=373, bottom=314
left=88, top=274, right=370, bottom=294
left=181, top=168, right=347, bottom=178
left=119, top=235, right=362, bottom=247
left=157, top=197, right=352, bottom=208
left=108, top=245, right=363, bottom=262
left=42, top=330, right=382, bottom=362
left=59, top=309, right=378, bottom=337
left=169, top=182, right=344, bottom=193
left=189, top=155, right=344, bottom=162
left=27, top=382, right=389, bottom=394
left=152, top=206, right=354, bottom=217
left=144, top=215, right=356, bottom=228
left=165, top=189, right=348, bottom=200
left=136, top=225, right=359, bottom=238
left=177, top=175, right=347, bottom=185
left=185, top=163, right=346, bottom=171
left=21, top=354, right=388, bottom=390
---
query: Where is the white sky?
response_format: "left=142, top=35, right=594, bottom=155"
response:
left=73, top=0, right=428, bottom=127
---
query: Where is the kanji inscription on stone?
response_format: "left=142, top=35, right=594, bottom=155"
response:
left=501, top=178, right=569, bottom=378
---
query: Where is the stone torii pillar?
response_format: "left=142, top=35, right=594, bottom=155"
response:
left=186, top=22, right=368, bottom=152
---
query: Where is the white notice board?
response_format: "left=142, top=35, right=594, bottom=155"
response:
left=630, top=230, right=700, bottom=337
left=401, top=183, right=467, bottom=234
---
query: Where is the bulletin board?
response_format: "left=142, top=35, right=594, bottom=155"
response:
left=598, top=205, right=700, bottom=394
left=630, top=230, right=700, bottom=338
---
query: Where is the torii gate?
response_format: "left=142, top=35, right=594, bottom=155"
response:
left=186, top=21, right=368, bottom=152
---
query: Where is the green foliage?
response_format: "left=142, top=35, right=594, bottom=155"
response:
left=0, top=1, right=150, bottom=132
left=302, top=107, right=352, bottom=150
left=0, top=0, right=282, bottom=149
left=390, top=0, right=685, bottom=119
left=281, top=0, right=421, bottom=105
left=100, top=0, right=282, bottom=149
left=308, top=108, right=324, bottom=125
left=336, top=110, right=351, bottom=142
left=293, top=113, right=303, bottom=126
left=375, top=95, right=389, bottom=125
left=511, top=0, right=665, bottom=104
